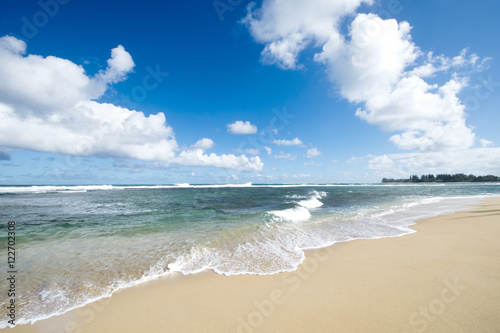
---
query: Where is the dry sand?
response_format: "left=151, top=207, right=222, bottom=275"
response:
left=7, top=197, right=500, bottom=333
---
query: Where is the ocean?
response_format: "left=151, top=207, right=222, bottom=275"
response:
left=1, top=183, right=499, bottom=327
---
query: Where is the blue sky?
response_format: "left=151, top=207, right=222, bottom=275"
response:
left=0, top=0, right=499, bottom=184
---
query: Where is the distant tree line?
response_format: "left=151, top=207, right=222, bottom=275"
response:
left=382, top=173, right=500, bottom=183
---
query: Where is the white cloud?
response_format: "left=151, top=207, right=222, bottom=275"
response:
left=0, top=99, right=178, bottom=161
left=272, top=137, right=303, bottom=146
left=94, top=45, right=135, bottom=86
left=193, top=138, right=215, bottom=150
left=274, top=152, right=297, bottom=160
left=315, top=13, right=418, bottom=103
left=409, top=49, right=487, bottom=79
left=313, top=13, right=477, bottom=152
left=368, top=149, right=500, bottom=177
left=175, top=149, right=263, bottom=172
left=0, top=36, right=263, bottom=172
left=227, top=120, right=258, bottom=134
left=244, top=1, right=498, bottom=174
left=355, top=74, right=475, bottom=152
left=242, top=0, right=372, bottom=69
left=0, top=36, right=100, bottom=116
left=264, top=146, right=272, bottom=155
left=177, top=137, right=264, bottom=172
left=306, top=147, right=321, bottom=158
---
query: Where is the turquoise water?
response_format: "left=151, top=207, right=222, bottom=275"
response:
left=1, top=183, right=499, bottom=327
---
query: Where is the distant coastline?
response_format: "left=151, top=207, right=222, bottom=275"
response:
left=382, top=173, right=500, bottom=183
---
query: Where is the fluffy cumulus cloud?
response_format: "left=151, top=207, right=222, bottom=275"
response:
left=242, top=0, right=372, bottom=69
left=192, top=138, right=215, bottom=151
left=0, top=36, right=262, bottom=172
left=244, top=0, right=499, bottom=175
left=227, top=120, right=258, bottom=134
left=94, top=45, right=135, bottom=85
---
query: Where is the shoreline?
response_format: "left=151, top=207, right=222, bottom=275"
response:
left=6, top=197, right=500, bottom=332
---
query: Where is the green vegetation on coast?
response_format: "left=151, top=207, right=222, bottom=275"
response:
left=382, top=174, right=500, bottom=183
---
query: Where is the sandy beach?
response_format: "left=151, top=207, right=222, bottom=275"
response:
left=7, top=197, right=500, bottom=333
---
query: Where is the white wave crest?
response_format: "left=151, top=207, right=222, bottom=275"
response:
left=269, top=206, right=312, bottom=221
left=297, top=190, right=326, bottom=208
left=0, top=185, right=115, bottom=194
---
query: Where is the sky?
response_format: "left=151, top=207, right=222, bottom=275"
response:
left=0, top=0, right=499, bottom=184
